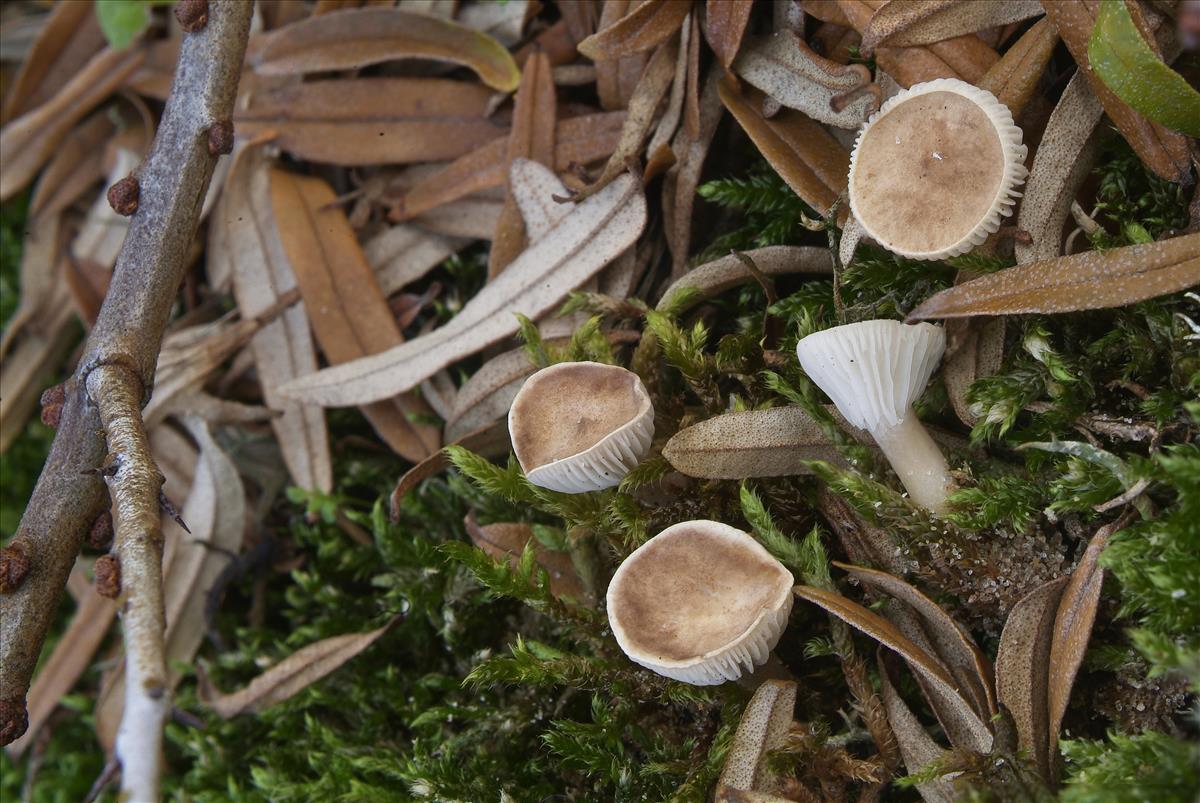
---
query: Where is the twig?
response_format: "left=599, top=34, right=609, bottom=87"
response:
left=0, top=6, right=252, bottom=788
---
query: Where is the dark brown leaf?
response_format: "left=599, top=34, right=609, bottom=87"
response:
left=2, top=0, right=105, bottom=121
left=704, top=0, right=753, bottom=69
left=390, top=421, right=511, bottom=518
left=976, top=16, right=1058, bottom=118
left=861, top=0, right=1042, bottom=52
left=577, top=0, right=692, bottom=61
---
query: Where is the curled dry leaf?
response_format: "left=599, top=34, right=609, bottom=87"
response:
left=942, top=317, right=1005, bottom=427
left=718, top=77, right=850, bottom=219
left=995, top=576, right=1069, bottom=782
left=861, top=0, right=1043, bottom=52
left=908, top=234, right=1200, bottom=320
left=1042, top=1, right=1191, bottom=184
left=252, top=7, right=521, bottom=91
left=657, top=246, right=832, bottom=313
left=199, top=617, right=401, bottom=718
left=391, top=111, right=626, bottom=221
left=704, top=0, right=754, bottom=69
left=662, top=406, right=852, bottom=479
left=733, top=32, right=881, bottom=129
left=1014, top=72, right=1103, bottom=264
left=235, top=78, right=507, bottom=166
left=142, top=317, right=259, bottom=428
left=878, top=651, right=958, bottom=803
left=279, top=172, right=647, bottom=407
left=270, top=168, right=441, bottom=461
left=577, top=0, right=692, bottom=61
left=714, top=679, right=797, bottom=799
left=464, top=514, right=586, bottom=600
left=976, top=16, right=1058, bottom=119
left=390, top=420, right=511, bottom=519
left=218, top=146, right=332, bottom=492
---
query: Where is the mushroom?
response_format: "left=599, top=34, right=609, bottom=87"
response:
left=795, top=319, right=954, bottom=514
left=606, top=520, right=794, bottom=685
left=509, top=361, right=653, bottom=493
left=847, top=77, right=1028, bottom=260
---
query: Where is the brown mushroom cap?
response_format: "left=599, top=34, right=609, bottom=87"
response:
left=848, top=78, right=1027, bottom=260
left=607, top=520, right=794, bottom=685
left=509, top=361, right=654, bottom=493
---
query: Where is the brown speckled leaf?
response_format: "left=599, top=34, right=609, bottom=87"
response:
left=861, top=0, right=1042, bottom=52
left=704, top=0, right=753, bottom=68
left=252, top=7, right=520, bottom=91
left=878, top=651, right=958, bottom=803
left=715, top=679, right=797, bottom=795
left=976, top=16, right=1058, bottom=118
left=1042, top=1, right=1191, bottom=184
left=836, top=0, right=978, bottom=87
left=908, top=235, right=1200, bottom=320
left=996, top=576, right=1069, bottom=782
left=657, top=246, right=833, bottom=313
left=577, top=0, right=691, bottom=61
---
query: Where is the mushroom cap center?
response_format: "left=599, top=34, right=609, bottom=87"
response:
left=511, top=362, right=646, bottom=469
left=609, top=524, right=792, bottom=662
left=850, top=90, right=1005, bottom=256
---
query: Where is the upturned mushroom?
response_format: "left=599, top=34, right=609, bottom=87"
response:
left=847, top=77, right=1028, bottom=260
left=795, top=320, right=955, bottom=514
left=606, top=520, right=794, bottom=685
left=508, top=361, right=653, bottom=493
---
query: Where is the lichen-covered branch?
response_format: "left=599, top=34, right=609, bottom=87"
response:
left=0, top=0, right=252, bottom=751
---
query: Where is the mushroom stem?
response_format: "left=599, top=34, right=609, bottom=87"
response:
left=870, top=413, right=956, bottom=514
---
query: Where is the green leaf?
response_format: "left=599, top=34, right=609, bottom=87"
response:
left=95, top=0, right=152, bottom=50
left=1088, top=0, right=1200, bottom=137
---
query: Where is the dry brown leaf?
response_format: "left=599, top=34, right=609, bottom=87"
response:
left=445, top=346, right=538, bottom=443
left=0, top=46, right=144, bottom=201
left=645, top=13, right=692, bottom=161
left=662, top=407, right=853, bottom=479
left=715, top=679, right=797, bottom=797
left=861, top=0, right=1042, bottom=52
left=560, top=0, right=602, bottom=45
left=28, top=109, right=114, bottom=221
left=1042, top=1, right=1191, bottom=184
left=464, top=515, right=586, bottom=600
left=1013, top=73, right=1103, bottom=264
left=878, top=651, right=958, bottom=803
left=235, top=78, right=506, bottom=166
left=704, top=0, right=753, bottom=68
left=252, top=7, right=521, bottom=91
left=279, top=168, right=647, bottom=407
left=976, top=17, right=1058, bottom=118
left=0, top=213, right=62, bottom=362
left=218, top=146, right=332, bottom=492
left=142, top=317, right=259, bottom=428
left=733, top=33, right=880, bottom=129
left=664, top=66, right=722, bottom=278
left=391, top=111, right=626, bottom=221
left=718, top=77, right=850, bottom=219
left=71, top=145, right=143, bottom=279
left=908, top=234, right=1200, bottom=319
left=657, top=246, right=833, bottom=312
left=995, top=576, right=1069, bottom=782
left=364, top=224, right=469, bottom=297
left=490, top=51, right=557, bottom=277
left=2, top=0, right=105, bottom=121
left=270, top=169, right=441, bottom=461
left=0, top=280, right=73, bottom=453
left=199, top=617, right=400, bottom=718
left=837, top=563, right=997, bottom=721
left=577, top=0, right=692, bottom=61
left=390, top=421, right=512, bottom=518
left=942, top=317, right=1005, bottom=427
left=836, top=0, right=960, bottom=87
left=412, top=196, right=503, bottom=241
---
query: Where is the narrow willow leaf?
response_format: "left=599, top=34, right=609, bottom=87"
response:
left=252, top=7, right=520, bottom=91
left=199, top=618, right=400, bottom=718
left=464, top=515, right=585, bottom=600
left=718, top=77, right=850, bottom=218
left=995, top=576, right=1069, bottom=782
left=976, top=17, right=1058, bottom=118
left=664, top=64, right=721, bottom=277
left=282, top=174, right=647, bottom=407
left=390, top=421, right=511, bottom=518
left=142, top=318, right=259, bottom=428
left=1043, top=1, right=1191, bottom=183
left=0, top=280, right=73, bottom=452
left=2, top=0, right=104, bottom=120
left=908, top=235, right=1200, bottom=320
left=1089, top=0, right=1200, bottom=136
left=733, top=33, right=880, bottom=129
left=704, top=0, right=754, bottom=69
left=221, top=146, right=332, bottom=492
left=658, top=246, right=833, bottom=313
left=663, top=407, right=851, bottom=479
left=235, top=78, right=506, bottom=166
left=1014, top=73, right=1103, bottom=264
left=836, top=563, right=997, bottom=720
left=861, top=0, right=1043, bottom=51
left=577, top=0, right=691, bottom=61
left=28, top=110, right=114, bottom=221
left=878, top=651, right=958, bottom=803
left=715, top=679, right=797, bottom=797
left=1046, top=517, right=1129, bottom=769
left=270, top=169, right=441, bottom=459
left=509, top=159, right=573, bottom=240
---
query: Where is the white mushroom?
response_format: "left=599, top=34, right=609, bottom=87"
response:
left=795, top=320, right=955, bottom=514
left=847, top=77, right=1028, bottom=260
left=606, top=520, right=795, bottom=686
left=508, top=361, right=654, bottom=493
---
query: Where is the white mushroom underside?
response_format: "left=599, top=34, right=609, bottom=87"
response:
left=524, top=411, right=654, bottom=493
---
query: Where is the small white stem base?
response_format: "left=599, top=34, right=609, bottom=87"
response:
left=871, top=414, right=956, bottom=515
